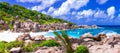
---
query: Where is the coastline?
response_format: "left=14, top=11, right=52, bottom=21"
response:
left=1, top=29, right=120, bottom=53
left=0, top=26, right=120, bottom=42
left=0, top=26, right=120, bottom=53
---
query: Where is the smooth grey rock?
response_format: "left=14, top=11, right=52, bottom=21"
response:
left=10, top=47, right=22, bottom=53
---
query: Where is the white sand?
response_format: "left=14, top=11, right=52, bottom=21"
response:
left=0, top=30, right=48, bottom=42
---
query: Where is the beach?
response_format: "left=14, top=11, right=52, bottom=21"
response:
left=0, top=26, right=120, bottom=42
left=1, top=26, right=120, bottom=53
left=0, top=1, right=119, bottom=53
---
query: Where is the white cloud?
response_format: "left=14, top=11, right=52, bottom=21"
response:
left=50, top=6, right=116, bottom=20
left=74, top=7, right=115, bottom=19
left=72, top=11, right=77, bottom=15
left=107, top=6, right=115, bottom=18
left=96, top=0, right=108, bottom=4
left=70, top=0, right=90, bottom=10
left=47, top=7, right=55, bottom=14
left=31, top=0, right=57, bottom=11
left=73, top=8, right=112, bottom=19
left=118, top=14, right=120, bottom=18
left=41, top=11, right=47, bottom=14
left=74, top=7, right=116, bottom=19
left=52, top=1, right=70, bottom=16
left=16, top=0, right=41, bottom=3
left=52, top=0, right=89, bottom=16
left=79, top=9, right=95, bottom=17
left=94, top=9, right=107, bottom=18
left=72, top=9, right=95, bottom=19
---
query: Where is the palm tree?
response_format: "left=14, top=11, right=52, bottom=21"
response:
left=54, top=30, right=74, bottom=53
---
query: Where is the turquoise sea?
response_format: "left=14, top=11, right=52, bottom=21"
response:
left=44, top=26, right=120, bottom=38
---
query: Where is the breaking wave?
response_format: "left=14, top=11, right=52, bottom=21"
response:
left=99, top=30, right=118, bottom=38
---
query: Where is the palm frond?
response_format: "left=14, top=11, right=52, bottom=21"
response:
left=54, top=30, right=74, bottom=53
left=54, top=31, right=66, bottom=44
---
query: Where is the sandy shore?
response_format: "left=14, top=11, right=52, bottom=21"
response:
left=0, top=30, right=54, bottom=42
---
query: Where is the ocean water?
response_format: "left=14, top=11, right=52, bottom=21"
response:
left=44, top=26, right=120, bottom=38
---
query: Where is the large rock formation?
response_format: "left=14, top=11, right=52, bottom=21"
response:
left=11, top=19, right=99, bottom=32
left=79, top=33, right=120, bottom=53
left=12, top=20, right=73, bottom=32
left=10, top=47, right=22, bottom=53
left=12, top=20, right=40, bottom=32
left=16, top=34, right=32, bottom=41
left=32, top=35, right=46, bottom=42
left=0, top=19, right=5, bottom=25
left=80, top=32, right=93, bottom=38
left=34, top=46, right=65, bottom=53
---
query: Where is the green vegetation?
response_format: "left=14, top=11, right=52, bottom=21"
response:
left=6, top=41, right=24, bottom=49
left=0, top=2, right=73, bottom=25
left=0, top=40, right=60, bottom=52
left=0, top=41, right=24, bottom=53
left=23, top=40, right=61, bottom=52
left=0, top=41, right=8, bottom=53
left=39, top=40, right=61, bottom=47
left=22, top=46, right=33, bottom=52
left=74, top=45, right=89, bottom=53
left=54, top=30, right=73, bottom=53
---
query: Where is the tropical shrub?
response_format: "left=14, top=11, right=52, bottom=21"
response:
left=74, top=45, right=89, bottom=53
left=22, top=40, right=61, bottom=52
left=6, top=41, right=24, bottom=49
left=39, top=40, right=61, bottom=47
left=0, top=41, right=24, bottom=53
left=0, top=41, right=9, bottom=53
left=22, top=46, right=33, bottom=52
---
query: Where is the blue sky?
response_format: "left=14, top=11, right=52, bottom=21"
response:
left=0, top=0, right=120, bottom=25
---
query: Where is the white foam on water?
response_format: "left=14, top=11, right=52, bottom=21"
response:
left=99, top=30, right=118, bottom=38
left=48, top=30, right=54, bottom=32
left=29, top=32, right=48, bottom=37
left=106, top=32, right=117, bottom=38
left=0, top=30, right=48, bottom=42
